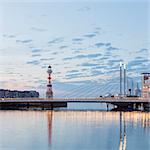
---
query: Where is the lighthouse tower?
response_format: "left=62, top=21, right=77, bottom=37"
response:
left=46, top=65, right=53, bottom=98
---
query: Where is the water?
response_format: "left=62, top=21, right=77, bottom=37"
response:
left=0, top=103, right=150, bottom=150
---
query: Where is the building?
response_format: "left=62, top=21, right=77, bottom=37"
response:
left=0, top=89, right=39, bottom=98
left=135, top=83, right=141, bottom=97
left=141, top=73, right=150, bottom=98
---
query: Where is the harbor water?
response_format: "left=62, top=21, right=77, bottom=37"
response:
left=0, top=103, right=150, bottom=150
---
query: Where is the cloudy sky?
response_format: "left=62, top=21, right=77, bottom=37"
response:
left=0, top=0, right=150, bottom=97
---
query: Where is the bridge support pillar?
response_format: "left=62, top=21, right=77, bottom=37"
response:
left=133, top=103, right=137, bottom=110
left=106, top=104, right=109, bottom=111
left=141, top=103, right=144, bottom=111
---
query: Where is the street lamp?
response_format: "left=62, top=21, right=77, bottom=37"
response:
left=120, top=62, right=123, bottom=97
left=123, top=64, right=126, bottom=96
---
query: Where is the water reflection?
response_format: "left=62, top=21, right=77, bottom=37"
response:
left=0, top=110, right=149, bottom=150
left=46, top=111, right=150, bottom=150
left=119, top=112, right=126, bottom=150
left=47, top=111, right=53, bottom=146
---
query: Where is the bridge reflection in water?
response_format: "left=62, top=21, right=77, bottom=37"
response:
left=0, top=110, right=149, bottom=149
left=46, top=111, right=150, bottom=150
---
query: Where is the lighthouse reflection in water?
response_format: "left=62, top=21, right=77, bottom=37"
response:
left=0, top=109, right=149, bottom=150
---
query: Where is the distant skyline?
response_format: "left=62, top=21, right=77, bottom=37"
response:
left=0, top=0, right=150, bottom=97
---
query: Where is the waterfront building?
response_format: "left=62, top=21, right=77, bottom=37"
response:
left=141, top=73, right=150, bottom=98
left=135, top=83, right=141, bottom=97
left=0, top=89, right=39, bottom=98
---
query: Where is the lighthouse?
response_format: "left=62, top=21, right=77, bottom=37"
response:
left=46, top=65, right=53, bottom=98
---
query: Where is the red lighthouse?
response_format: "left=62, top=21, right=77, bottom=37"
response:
left=46, top=65, right=53, bottom=98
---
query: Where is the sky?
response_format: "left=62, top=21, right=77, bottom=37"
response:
left=0, top=0, right=150, bottom=97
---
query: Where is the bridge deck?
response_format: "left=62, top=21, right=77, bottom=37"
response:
left=0, top=97, right=149, bottom=110
left=0, top=97, right=149, bottom=103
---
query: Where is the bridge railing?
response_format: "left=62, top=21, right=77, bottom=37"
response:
left=0, top=97, right=149, bottom=102
left=0, top=98, right=46, bottom=101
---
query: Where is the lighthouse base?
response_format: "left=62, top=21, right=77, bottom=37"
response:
left=46, top=91, right=53, bottom=99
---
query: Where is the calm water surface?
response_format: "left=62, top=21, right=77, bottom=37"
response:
left=0, top=103, right=150, bottom=150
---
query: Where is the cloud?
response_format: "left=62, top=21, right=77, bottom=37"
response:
left=134, top=57, right=148, bottom=61
left=95, top=27, right=101, bottom=30
left=133, top=63, right=150, bottom=72
left=138, top=48, right=148, bottom=53
left=95, top=42, right=111, bottom=48
left=107, top=65, right=118, bottom=70
left=72, top=38, right=83, bottom=42
left=75, top=54, right=101, bottom=59
left=31, top=48, right=42, bottom=53
left=105, top=43, right=111, bottom=46
left=9, top=35, right=16, bottom=38
left=40, top=58, right=48, bottom=61
left=30, top=27, right=48, bottom=32
left=51, top=52, right=58, bottom=55
left=108, top=59, right=123, bottom=63
left=24, top=85, right=36, bottom=89
left=100, top=57, right=109, bottom=60
left=40, top=58, right=50, bottom=61
left=32, top=54, right=41, bottom=57
left=71, top=48, right=84, bottom=51
left=90, top=70, right=104, bottom=76
left=26, top=60, right=40, bottom=65
left=41, top=65, right=47, bottom=69
left=48, top=37, right=63, bottom=45
left=135, top=56, right=144, bottom=59
left=128, top=59, right=149, bottom=66
left=80, top=62, right=99, bottom=67
left=59, top=46, right=68, bottom=49
left=3, top=34, right=16, bottom=38
left=63, top=57, right=74, bottom=60
left=63, top=53, right=101, bottom=61
left=77, top=6, right=90, bottom=12
left=16, top=39, right=32, bottom=43
left=2, top=34, right=7, bottom=37
left=92, top=65, right=108, bottom=69
left=104, top=51, right=112, bottom=56
left=107, top=46, right=119, bottom=51
left=67, top=70, right=79, bottom=73
left=86, top=53, right=102, bottom=58
left=84, top=33, right=96, bottom=38
left=34, top=79, right=46, bottom=84
left=65, top=73, right=84, bottom=79
left=93, top=31, right=100, bottom=35
left=107, top=69, right=119, bottom=73
left=93, top=27, right=102, bottom=35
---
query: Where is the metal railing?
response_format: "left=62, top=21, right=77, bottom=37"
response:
left=0, top=97, right=149, bottom=102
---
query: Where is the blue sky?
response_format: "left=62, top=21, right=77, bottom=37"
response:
left=0, top=0, right=150, bottom=97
